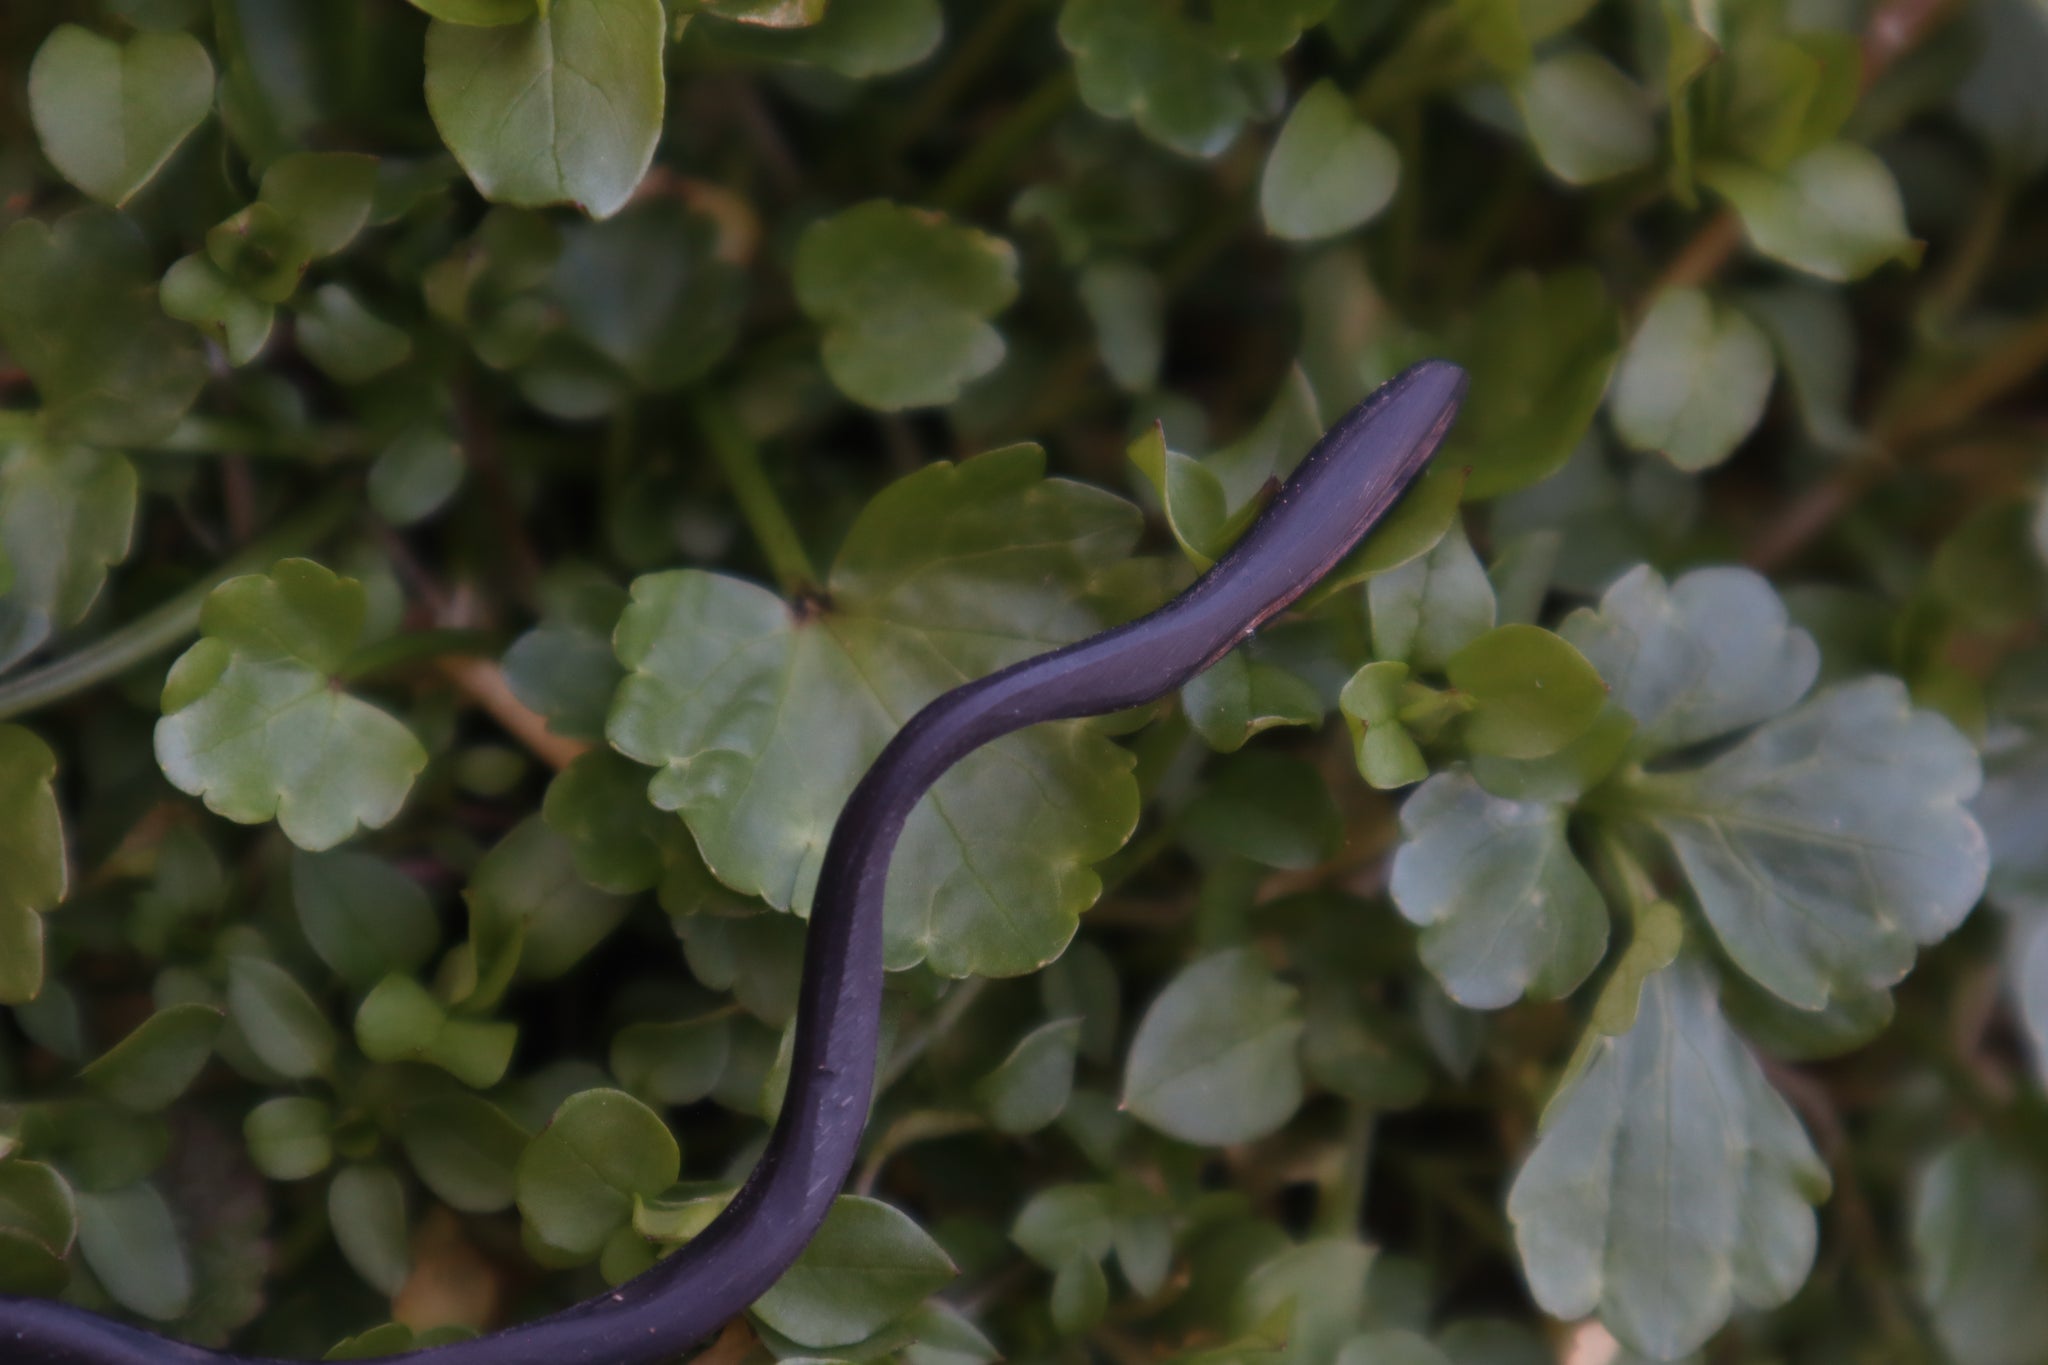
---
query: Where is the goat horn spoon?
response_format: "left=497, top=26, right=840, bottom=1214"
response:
left=1, top=359, right=1466, bottom=1365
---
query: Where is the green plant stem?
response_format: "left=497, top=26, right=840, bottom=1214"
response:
left=929, top=71, right=1077, bottom=214
left=691, top=390, right=819, bottom=597
left=853, top=1109, right=986, bottom=1195
left=888, top=0, right=1047, bottom=154
left=1316, top=1102, right=1378, bottom=1237
left=0, top=488, right=358, bottom=723
left=1353, top=7, right=1481, bottom=121
left=878, top=976, right=989, bottom=1092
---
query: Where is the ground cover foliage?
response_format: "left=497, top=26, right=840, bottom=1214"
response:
left=0, top=0, right=2046, bottom=1361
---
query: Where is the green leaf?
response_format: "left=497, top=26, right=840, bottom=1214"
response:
left=710, top=0, right=941, bottom=77
left=357, top=975, right=518, bottom=1088
left=1720, top=31, right=1860, bottom=172
left=0, top=210, right=208, bottom=445
left=244, top=1096, right=334, bottom=1181
left=1178, top=750, right=1342, bottom=871
left=398, top=1091, right=529, bottom=1214
left=1442, top=270, right=1620, bottom=498
left=409, top=0, right=537, bottom=24
left=1561, top=564, right=1818, bottom=759
left=424, top=0, right=666, bottom=218
left=1058, top=0, right=1252, bottom=158
left=1012, top=1183, right=1115, bottom=1267
left=1123, top=948, right=1305, bottom=1145
left=793, top=202, right=1019, bottom=411
left=1260, top=81, right=1399, bottom=241
left=160, top=253, right=275, bottom=366
left=206, top=203, right=316, bottom=305
left=1369, top=520, right=1495, bottom=671
left=292, top=849, right=440, bottom=990
left=0, top=726, right=66, bottom=1006
left=27, top=25, right=214, bottom=206
left=0, top=1158, right=78, bottom=1294
left=1955, top=0, right=2048, bottom=175
left=1078, top=257, right=1164, bottom=392
left=610, top=445, right=1142, bottom=977
left=329, top=1164, right=409, bottom=1295
left=1507, top=958, right=1828, bottom=1360
left=460, top=815, right=631, bottom=993
left=294, top=285, right=413, bottom=385
left=75, top=1182, right=194, bottom=1320
left=1051, top=1252, right=1109, bottom=1335
left=976, top=1018, right=1082, bottom=1134
left=752, top=1196, right=957, bottom=1347
left=1704, top=144, right=1920, bottom=283
left=226, top=955, right=337, bottom=1081
left=1611, top=288, right=1775, bottom=471
left=1445, top=624, right=1606, bottom=760
left=79, top=1003, right=222, bottom=1112
left=1389, top=770, right=1605, bottom=1007
left=1184, top=646, right=1325, bottom=753
left=368, top=426, right=465, bottom=527
left=1234, top=1238, right=1376, bottom=1365
left=1912, top=1133, right=2048, bottom=1365
left=0, top=439, right=137, bottom=671
left=1214, top=0, right=1335, bottom=57
left=1340, top=661, right=1429, bottom=790
left=503, top=569, right=628, bottom=742
left=1627, top=679, right=1988, bottom=1010
left=516, top=1088, right=679, bottom=1261
left=610, top=1014, right=731, bottom=1106
left=154, top=559, right=429, bottom=852
left=550, top=199, right=747, bottom=390
left=1515, top=50, right=1654, bottom=185
left=259, top=152, right=379, bottom=258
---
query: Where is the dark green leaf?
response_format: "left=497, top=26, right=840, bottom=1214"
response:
left=752, top=1196, right=957, bottom=1347
left=1123, top=949, right=1305, bottom=1144
left=79, top=1003, right=222, bottom=1112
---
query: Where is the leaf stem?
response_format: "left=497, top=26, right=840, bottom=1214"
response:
left=877, top=976, right=989, bottom=1093
left=0, top=489, right=358, bottom=723
left=691, top=390, right=820, bottom=597
left=887, top=0, right=1048, bottom=154
left=928, top=70, right=1077, bottom=214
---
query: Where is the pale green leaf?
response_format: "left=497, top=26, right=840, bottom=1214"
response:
left=1123, top=948, right=1305, bottom=1145
left=1612, top=288, right=1776, bottom=471
left=28, top=26, right=214, bottom=206
left=1260, top=81, right=1399, bottom=241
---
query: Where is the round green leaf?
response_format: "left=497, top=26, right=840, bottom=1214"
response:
left=368, top=426, right=466, bottom=527
left=751, top=1196, right=957, bottom=1348
left=1913, top=1133, right=2048, bottom=1365
left=975, top=1018, right=1082, bottom=1135
left=244, top=1096, right=334, bottom=1181
left=1611, top=287, right=1776, bottom=472
left=225, top=955, right=336, bottom=1081
left=258, top=152, right=379, bottom=259
left=1260, top=80, right=1399, bottom=241
left=294, top=285, right=413, bottom=385
left=409, top=0, right=538, bottom=24
left=1446, top=624, right=1606, bottom=759
left=793, top=201, right=1019, bottom=411
left=28, top=25, right=214, bottom=207
left=516, top=1088, right=679, bottom=1261
left=1514, top=50, right=1653, bottom=185
left=424, top=0, right=666, bottom=219
left=1123, top=949, right=1305, bottom=1145
left=610, top=1015, right=731, bottom=1107
left=154, top=559, right=429, bottom=852
left=398, top=1092, right=529, bottom=1214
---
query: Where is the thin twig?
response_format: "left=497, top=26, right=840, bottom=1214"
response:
left=434, top=656, right=590, bottom=773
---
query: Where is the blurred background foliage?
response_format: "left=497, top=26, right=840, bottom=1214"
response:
left=1, top=0, right=2047, bottom=1361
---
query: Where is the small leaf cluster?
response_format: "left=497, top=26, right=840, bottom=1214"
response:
left=1, top=0, right=2047, bottom=1362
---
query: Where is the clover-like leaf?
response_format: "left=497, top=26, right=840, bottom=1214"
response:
left=752, top=1196, right=957, bottom=1347
left=1515, top=50, right=1654, bottom=185
left=1912, top=1133, right=2048, bottom=1365
left=1508, top=957, right=1828, bottom=1360
left=1123, top=948, right=1305, bottom=1145
left=1442, top=270, right=1621, bottom=498
left=0, top=210, right=207, bottom=446
left=1704, top=144, right=1920, bottom=283
left=0, top=725, right=67, bottom=1006
left=1626, top=678, right=1987, bottom=1010
left=1562, top=564, right=1819, bottom=759
left=154, top=559, right=428, bottom=852
left=1059, top=0, right=1251, bottom=159
left=1390, top=770, right=1606, bottom=1008
left=0, top=439, right=137, bottom=672
left=1260, top=81, right=1399, bottom=242
left=610, top=444, right=1143, bottom=978
left=793, top=202, right=1019, bottom=411
left=1612, top=288, right=1776, bottom=472
left=28, top=25, right=215, bottom=207
left=516, top=1088, right=678, bottom=1261
left=424, top=0, right=665, bottom=219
